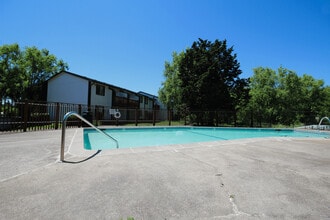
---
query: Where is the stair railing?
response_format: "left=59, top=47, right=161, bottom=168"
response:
left=60, top=111, right=118, bottom=161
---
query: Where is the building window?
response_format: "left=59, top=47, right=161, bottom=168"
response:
left=116, top=91, right=128, bottom=98
left=96, top=84, right=105, bottom=96
left=130, top=94, right=139, bottom=102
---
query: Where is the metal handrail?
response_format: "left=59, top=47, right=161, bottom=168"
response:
left=318, top=116, right=330, bottom=130
left=60, top=111, right=119, bottom=161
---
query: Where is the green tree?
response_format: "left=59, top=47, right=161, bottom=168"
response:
left=248, top=67, right=278, bottom=126
left=0, top=44, right=26, bottom=101
left=276, top=67, right=302, bottom=125
left=22, top=46, right=68, bottom=100
left=248, top=66, right=329, bottom=126
left=178, top=38, right=243, bottom=125
left=0, top=44, right=68, bottom=101
left=158, top=51, right=184, bottom=110
left=300, top=74, right=326, bottom=124
left=322, top=86, right=330, bottom=118
left=231, top=77, right=250, bottom=126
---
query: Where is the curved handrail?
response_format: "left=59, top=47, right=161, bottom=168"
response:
left=60, top=111, right=118, bottom=161
left=317, top=117, right=330, bottom=130
left=319, top=117, right=330, bottom=126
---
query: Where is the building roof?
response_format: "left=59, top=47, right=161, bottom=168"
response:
left=137, top=91, right=162, bottom=106
left=137, top=91, right=158, bottom=99
left=49, top=71, right=138, bottom=95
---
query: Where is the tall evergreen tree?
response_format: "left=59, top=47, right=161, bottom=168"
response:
left=179, top=38, right=242, bottom=111
left=178, top=38, right=243, bottom=125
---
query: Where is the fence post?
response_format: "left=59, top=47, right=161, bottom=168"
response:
left=168, top=109, right=172, bottom=126
left=184, top=110, right=186, bottom=125
left=78, top=104, right=82, bottom=127
left=55, top=102, right=60, bottom=129
left=23, top=101, right=28, bottom=132
left=152, top=109, right=156, bottom=126
left=215, top=111, right=219, bottom=127
left=135, top=108, right=138, bottom=126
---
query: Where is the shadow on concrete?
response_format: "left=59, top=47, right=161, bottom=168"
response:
left=62, top=150, right=102, bottom=164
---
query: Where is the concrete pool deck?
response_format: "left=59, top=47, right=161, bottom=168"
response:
left=0, top=128, right=329, bottom=219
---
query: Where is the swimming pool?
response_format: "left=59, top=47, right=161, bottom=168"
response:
left=83, top=127, right=329, bottom=150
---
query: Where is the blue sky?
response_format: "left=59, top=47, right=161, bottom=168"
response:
left=1, top=0, right=330, bottom=95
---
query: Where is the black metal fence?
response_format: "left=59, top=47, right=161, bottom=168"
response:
left=1, top=101, right=328, bottom=132
left=0, top=101, right=173, bottom=132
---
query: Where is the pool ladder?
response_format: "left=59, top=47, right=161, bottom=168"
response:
left=60, top=111, right=119, bottom=161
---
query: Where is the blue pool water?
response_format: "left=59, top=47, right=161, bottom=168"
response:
left=83, top=127, right=329, bottom=150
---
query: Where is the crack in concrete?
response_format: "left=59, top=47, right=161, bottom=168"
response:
left=176, top=150, right=254, bottom=219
